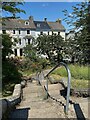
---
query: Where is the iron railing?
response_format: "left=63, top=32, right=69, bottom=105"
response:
left=44, top=62, right=71, bottom=114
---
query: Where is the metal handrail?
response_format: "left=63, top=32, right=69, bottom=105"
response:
left=44, top=62, right=71, bottom=114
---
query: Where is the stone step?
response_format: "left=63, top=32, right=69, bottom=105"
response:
left=9, top=80, right=88, bottom=119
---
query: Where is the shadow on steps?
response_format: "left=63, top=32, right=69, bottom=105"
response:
left=8, top=107, right=30, bottom=120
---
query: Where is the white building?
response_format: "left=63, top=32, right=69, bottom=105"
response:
left=1, top=16, right=65, bottom=57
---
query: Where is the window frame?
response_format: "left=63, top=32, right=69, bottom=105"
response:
left=2, top=30, right=6, bottom=34
left=27, top=30, right=30, bottom=34
left=13, top=30, right=15, bottom=34
left=19, top=38, right=21, bottom=45
left=19, top=30, right=21, bottom=34
left=40, top=31, right=43, bottom=35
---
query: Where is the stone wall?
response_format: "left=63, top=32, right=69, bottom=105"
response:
left=0, top=80, right=26, bottom=120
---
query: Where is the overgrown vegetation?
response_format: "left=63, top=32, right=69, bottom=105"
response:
left=52, top=64, right=88, bottom=80
left=51, top=64, right=89, bottom=89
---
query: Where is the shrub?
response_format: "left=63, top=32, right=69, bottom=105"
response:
left=2, top=59, right=22, bottom=96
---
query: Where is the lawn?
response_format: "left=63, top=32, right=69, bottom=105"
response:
left=51, top=64, right=89, bottom=89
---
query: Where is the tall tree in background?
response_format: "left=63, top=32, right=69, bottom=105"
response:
left=63, top=2, right=89, bottom=64
left=37, top=34, right=64, bottom=64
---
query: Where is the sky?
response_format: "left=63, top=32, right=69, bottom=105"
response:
left=2, top=2, right=81, bottom=32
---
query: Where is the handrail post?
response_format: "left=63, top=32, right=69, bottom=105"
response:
left=44, top=62, right=71, bottom=114
left=60, top=62, right=71, bottom=114
left=46, top=77, right=48, bottom=99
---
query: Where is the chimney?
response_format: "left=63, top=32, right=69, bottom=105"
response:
left=56, top=18, right=61, bottom=23
left=29, top=16, right=34, bottom=21
left=44, top=18, right=47, bottom=22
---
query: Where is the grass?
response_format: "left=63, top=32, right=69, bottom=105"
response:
left=51, top=64, right=89, bottom=89
left=52, top=64, right=89, bottom=80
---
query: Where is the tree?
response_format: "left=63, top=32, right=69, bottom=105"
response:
left=1, top=2, right=25, bottom=96
left=2, top=34, right=13, bottom=60
left=37, top=34, right=64, bottom=64
left=63, top=2, right=90, bottom=64
left=2, top=2, right=25, bottom=18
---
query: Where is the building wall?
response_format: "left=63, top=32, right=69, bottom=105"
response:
left=1, top=29, right=65, bottom=57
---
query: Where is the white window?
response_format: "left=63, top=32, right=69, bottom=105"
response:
left=48, top=31, right=49, bottom=35
left=27, top=30, right=30, bottom=34
left=19, top=38, right=21, bottom=45
left=20, top=49, right=23, bottom=56
left=13, top=30, right=15, bottom=34
left=19, top=30, right=21, bottom=34
left=25, top=21, right=29, bottom=25
left=58, top=32, right=60, bottom=35
left=37, top=24, right=40, bottom=27
left=28, top=39, right=30, bottom=44
left=2, top=30, right=6, bottom=34
left=40, top=31, right=43, bottom=35
left=14, top=49, right=17, bottom=56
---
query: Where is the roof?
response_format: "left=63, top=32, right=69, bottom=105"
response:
left=2, top=19, right=36, bottom=30
left=48, top=22, right=65, bottom=31
left=2, top=18, right=65, bottom=31
left=34, top=21, right=51, bottom=31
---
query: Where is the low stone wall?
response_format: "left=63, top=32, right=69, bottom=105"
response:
left=48, top=77, right=90, bottom=97
left=0, top=80, right=26, bottom=120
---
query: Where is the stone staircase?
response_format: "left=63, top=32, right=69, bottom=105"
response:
left=8, top=75, right=89, bottom=119
left=8, top=79, right=76, bottom=119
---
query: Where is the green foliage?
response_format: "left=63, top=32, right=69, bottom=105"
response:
left=23, top=37, right=50, bottom=72
left=63, top=2, right=90, bottom=64
left=2, top=2, right=26, bottom=18
left=2, top=59, right=22, bottom=96
left=52, top=64, right=88, bottom=80
left=37, top=34, right=64, bottom=64
left=2, top=60, right=22, bottom=84
left=1, top=1, right=25, bottom=97
left=2, top=34, right=13, bottom=60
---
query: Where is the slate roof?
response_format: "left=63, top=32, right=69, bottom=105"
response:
left=2, top=19, right=36, bottom=30
left=34, top=21, right=51, bottom=31
left=48, top=22, right=65, bottom=31
left=2, top=18, right=65, bottom=31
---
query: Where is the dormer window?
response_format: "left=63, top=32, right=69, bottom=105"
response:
left=37, top=24, right=40, bottom=27
left=25, top=21, right=29, bottom=25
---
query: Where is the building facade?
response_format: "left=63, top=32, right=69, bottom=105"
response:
left=1, top=16, right=65, bottom=57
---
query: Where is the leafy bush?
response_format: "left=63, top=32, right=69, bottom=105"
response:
left=2, top=59, right=22, bottom=96
left=19, top=57, right=50, bottom=73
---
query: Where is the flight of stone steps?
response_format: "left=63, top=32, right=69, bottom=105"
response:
left=8, top=70, right=89, bottom=119
left=9, top=79, right=78, bottom=119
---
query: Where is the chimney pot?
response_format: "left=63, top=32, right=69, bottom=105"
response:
left=56, top=18, right=61, bottom=23
left=29, top=16, right=33, bottom=21
left=44, top=18, right=47, bottom=22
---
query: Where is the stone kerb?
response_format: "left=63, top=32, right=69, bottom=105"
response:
left=1, top=80, right=26, bottom=119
